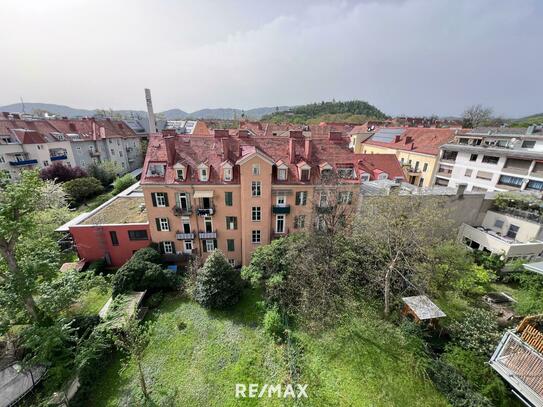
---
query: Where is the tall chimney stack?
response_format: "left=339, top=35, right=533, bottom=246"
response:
left=144, top=88, right=157, bottom=134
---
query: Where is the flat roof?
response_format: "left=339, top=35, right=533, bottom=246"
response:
left=81, top=196, right=147, bottom=225
left=402, top=295, right=446, bottom=320
left=523, top=261, right=543, bottom=276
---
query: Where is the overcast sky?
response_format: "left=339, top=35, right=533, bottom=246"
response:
left=1, top=0, right=542, bottom=117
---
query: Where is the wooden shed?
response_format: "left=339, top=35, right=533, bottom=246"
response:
left=401, top=295, right=446, bottom=326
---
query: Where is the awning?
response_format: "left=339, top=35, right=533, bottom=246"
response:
left=193, top=190, right=214, bottom=198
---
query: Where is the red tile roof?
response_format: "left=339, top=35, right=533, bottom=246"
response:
left=141, top=129, right=405, bottom=185
left=362, top=127, right=457, bottom=156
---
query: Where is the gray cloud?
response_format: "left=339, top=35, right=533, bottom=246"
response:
left=1, top=0, right=541, bottom=117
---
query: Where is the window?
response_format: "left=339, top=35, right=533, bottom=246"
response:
left=526, top=180, right=543, bottom=191
left=414, top=161, right=420, bottom=171
left=338, top=167, right=354, bottom=179
left=464, top=168, right=473, bottom=177
left=225, top=191, right=233, bottom=206
left=251, top=181, right=261, bottom=197
left=276, top=194, right=286, bottom=206
left=338, top=191, right=353, bottom=204
left=204, top=217, right=213, bottom=233
left=110, top=231, right=119, bottom=246
left=228, top=259, right=236, bottom=267
left=176, top=192, right=190, bottom=210
left=252, top=207, right=261, bottom=221
left=128, top=230, right=148, bottom=240
left=119, top=151, right=123, bottom=157
left=110, top=149, right=115, bottom=155
left=277, top=168, right=288, bottom=181
left=224, top=167, right=232, bottom=181
left=199, top=167, right=208, bottom=182
left=301, top=168, right=310, bottom=181
left=205, top=239, right=216, bottom=252
left=156, top=218, right=170, bottom=231
left=522, top=140, right=536, bottom=149
left=276, top=215, right=285, bottom=234
left=227, top=239, right=235, bottom=252
left=152, top=192, right=168, bottom=207
left=183, top=240, right=193, bottom=252
left=442, top=151, right=458, bottom=161
left=252, top=230, right=261, bottom=244
left=43, top=160, right=49, bottom=166
left=494, top=219, right=504, bottom=228
left=498, top=175, right=523, bottom=187
left=422, top=163, right=428, bottom=172
left=147, top=163, right=166, bottom=176
left=319, top=191, right=328, bottom=206
left=294, top=215, right=306, bottom=229
left=469, top=154, right=478, bottom=161
left=476, top=171, right=493, bottom=181
left=37, top=145, right=42, bottom=150
left=176, top=168, right=185, bottom=180
left=252, top=164, right=260, bottom=176
left=482, top=155, right=499, bottom=164
left=0, top=155, right=4, bottom=163
left=181, top=217, right=191, bottom=233
left=161, top=241, right=174, bottom=254
left=360, top=173, right=370, bottom=182
left=418, top=178, right=424, bottom=187
left=295, top=191, right=307, bottom=206
left=226, top=216, right=238, bottom=230
left=109, top=139, right=113, bottom=144
left=506, top=224, right=520, bottom=239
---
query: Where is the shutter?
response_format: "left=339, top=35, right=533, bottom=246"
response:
left=163, top=193, right=169, bottom=207
left=203, top=241, right=207, bottom=253
left=158, top=242, right=164, bottom=254
left=213, top=239, right=217, bottom=249
left=155, top=218, right=161, bottom=231
left=151, top=193, right=157, bottom=207
left=233, top=217, right=237, bottom=230
left=165, top=218, right=170, bottom=231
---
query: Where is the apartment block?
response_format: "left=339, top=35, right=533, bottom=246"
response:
left=350, top=125, right=457, bottom=187
left=141, top=125, right=405, bottom=266
left=434, top=126, right=543, bottom=193
left=0, top=114, right=145, bottom=180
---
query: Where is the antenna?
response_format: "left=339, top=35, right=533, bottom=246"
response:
left=20, top=96, right=25, bottom=113
left=144, top=88, right=157, bottom=133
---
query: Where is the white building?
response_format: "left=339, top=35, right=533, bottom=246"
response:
left=434, top=126, right=543, bottom=193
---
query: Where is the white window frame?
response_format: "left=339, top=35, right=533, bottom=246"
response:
left=360, top=173, right=370, bottom=182
left=177, top=192, right=190, bottom=210
left=155, top=192, right=167, bottom=207
left=252, top=206, right=261, bottom=222
left=252, top=164, right=260, bottom=176
left=205, top=239, right=215, bottom=252
left=228, top=259, right=236, bottom=267
left=199, top=167, right=208, bottom=182
left=204, top=216, right=213, bottom=233
left=183, top=240, right=193, bottom=252
left=252, top=230, right=261, bottom=244
left=295, top=215, right=305, bottom=229
left=162, top=241, right=174, bottom=254
left=296, top=191, right=307, bottom=206
left=181, top=217, right=191, bottom=233
left=378, top=172, right=388, bottom=180
left=276, top=214, right=285, bottom=234
left=224, top=167, right=232, bottom=181
left=338, top=191, right=352, bottom=204
left=252, top=181, right=261, bottom=197
left=277, top=167, right=287, bottom=181
left=319, top=191, right=328, bottom=206
left=159, top=218, right=170, bottom=231
left=276, top=194, right=286, bottom=206
left=176, top=168, right=185, bottom=180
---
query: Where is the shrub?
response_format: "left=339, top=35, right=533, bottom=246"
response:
left=263, top=306, right=285, bottom=342
left=428, top=359, right=492, bottom=407
left=139, top=266, right=178, bottom=291
left=87, top=259, right=106, bottom=275
left=454, top=264, right=495, bottom=295
left=87, top=161, right=121, bottom=186
left=131, top=247, right=161, bottom=264
left=40, top=162, right=87, bottom=183
left=145, top=291, right=164, bottom=309
left=449, top=309, right=502, bottom=357
left=194, top=250, right=242, bottom=309
left=63, top=177, right=104, bottom=203
left=112, top=173, right=137, bottom=195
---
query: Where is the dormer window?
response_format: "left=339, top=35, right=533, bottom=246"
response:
left=338, top=167, right=355, bottom=179
left=277, top=163, right=289, bottom=181
left=378, top=172, right=388, bottom=180
left=301, top=168, right=310, bottom=181
left=197, top=163, right=209, bottom=182
left=147, top=163, right=166, bottom=177
left=176, top=169, right=185, bottom=180
left=252, top=164, right=260, bottom=176
left=221, top=161, right=233, bottom=182
left=360, top=172, right=370, bottom=182
left=224, top=167, right=232, bottom=181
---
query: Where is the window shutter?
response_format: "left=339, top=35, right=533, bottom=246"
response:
left=151, top=193, right=157, bottom=207
left=163, top=193, right=169, bottom=207
left=213, top=239, right=218, bottom=249
left=233, top=217, right=237, bottom=230
left=155, top=218, right=161, bottom=231
left=203, top=241, right=207, bottom=253
left=165, top=218, right=170, bottom=231
left=225, top=192, right=233, bottom=206
left=158, top=242, right=164, bottom=254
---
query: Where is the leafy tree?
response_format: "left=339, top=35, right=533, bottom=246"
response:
left=194, top=250, right=242, bottom=309
left=131, top=247, right=162, bottom=264
left=112, top=173, right=136, bottom=195
left=40, top=162, right=87, bottom=183
left=454, top=264, right=495, bottom=295
left=449, top=309, right=502, bottom=357
left=87, top=161, right=121, bottom=186
left=462, top=104, right=493, bottom=128
left=426, top=242, right=474, bottom=294
left=63, top=177, right=104, bottom=203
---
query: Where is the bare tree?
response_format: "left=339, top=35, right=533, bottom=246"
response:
left=462, top=104, right=493, bottom=128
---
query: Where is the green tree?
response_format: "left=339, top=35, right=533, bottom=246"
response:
left=87, top=161, right=121, bottom=186
left=194, top=250, right=241, bottom=309
left=112, top=173, right=136, bottom=195
left=63, top=177, right=104, bottom=203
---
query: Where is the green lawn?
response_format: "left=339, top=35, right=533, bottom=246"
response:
left=69, top=287, right=111, bottom=316
left=85, top=291, right=447, bottom=406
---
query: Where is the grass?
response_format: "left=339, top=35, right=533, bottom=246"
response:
left=69, top=287, right=111, bottom=316
left=76, top=190, right=114, bottom=213
left=84, top=290, right=448, bottom=406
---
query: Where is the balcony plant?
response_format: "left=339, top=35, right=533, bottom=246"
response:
left=493, top=192, right=543, bottom=216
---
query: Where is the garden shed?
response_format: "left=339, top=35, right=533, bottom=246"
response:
left=401, top=295, right=446, bottom=326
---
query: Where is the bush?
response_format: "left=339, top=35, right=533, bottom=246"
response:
left=145, top=291, right=164, bottom=309
left=131, top=247, right=161, bottom=264
left=449, top=309, right=502, bottom=357
left=112, top=173, right=137, bottom=195
left=263, top=307, right=285, bottom=342
left=40, top=162, right=87, bottom=183
left=87, top=259, right=106, bottom=275
left=63, top=177, right=104, bottom=203
left=194, top=250, right=242, bottom=309
left=87, top=161, right=121, bottom=186
left=428, top=359, right=492, bottom=407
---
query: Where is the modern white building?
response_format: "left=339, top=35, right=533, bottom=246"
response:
left=434, top=126, right=543, bottom=193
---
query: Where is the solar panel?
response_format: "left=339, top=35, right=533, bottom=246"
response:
left=371, top=128, right=404, bottom=143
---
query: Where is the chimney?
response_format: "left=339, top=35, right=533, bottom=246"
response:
left=304, top=139, right=312, bottom=161
left=214, top=129, right=229, bottom=138
left=164, top=136, right=176, bottom=166
left=222, top=138, right=230, bottom=162
left=144, top=88, right=157, bottom=134
left=456, top=183, right=467, bottom=198
left=288, top=139, right=295, bottom=164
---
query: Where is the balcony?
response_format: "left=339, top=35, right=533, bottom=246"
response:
left=199, top=232, right=217, bottom=239
left=272, top=205, right=291, bottom=214
left=172, top=206, right=192, bottom=216
left=316, top=204, right=335, bottom=214
left=8, top=159, right=38, bottom=167
left=197, top=207, right=214, bottom=216
left=89, top=150, right=101, bottom=157
left=176, top=232, right=195, bottom=240
left=50, top=154, right=68, bottom=161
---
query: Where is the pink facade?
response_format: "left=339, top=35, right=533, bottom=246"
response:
left=70, top=223, right=150, bottom=267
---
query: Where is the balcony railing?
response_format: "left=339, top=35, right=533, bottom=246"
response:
left=172, top=206, right=192, bottom=216
left=176, top=232, right=195, bottom=240
left=197, top=207, right=214, bottom=216
left=494, top=206, right=543, bottom=224
left=272, top=205, right=291, bottom=214
left=9, top=159, right=38, bottom=166
left=50, top=154, right=68, bottom=161
left=199, top=232, right=217, bottom=239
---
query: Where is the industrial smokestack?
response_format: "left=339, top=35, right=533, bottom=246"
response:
left=144, top=88, right=157, bottom=134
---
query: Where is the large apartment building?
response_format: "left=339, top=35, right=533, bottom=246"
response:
left=140, top=125, right=405, bottom=266
left=0, top=114, right=145, bottom=180
left=350, top=126, right=457, bottom=187
left=434, top=126, right=543, bottom=193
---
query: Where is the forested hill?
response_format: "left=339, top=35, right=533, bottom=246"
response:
left=261, top=100, right=388, bottom=124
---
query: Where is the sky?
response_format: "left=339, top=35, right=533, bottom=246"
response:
left=1, top=0, right=542, bottom=117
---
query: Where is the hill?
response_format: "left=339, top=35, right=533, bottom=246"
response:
left=509, top=113, right=543, bottom=128
left=261, top=100, right=388, bottom=124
